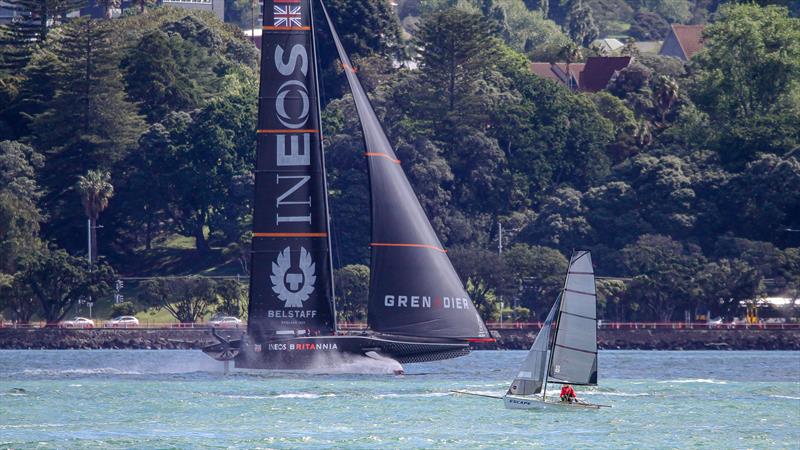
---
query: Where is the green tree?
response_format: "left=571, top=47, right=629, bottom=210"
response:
left=621, top=234, right=706, bottom=321
left=122, top=30, right=216, bottom=121
left=414, top=9, right=498, bottom=135
left=0, top=0, right=86, bottom=73
left=30, top=18, right=144, bottom=251
left=503, top=244, right=567, bottom=319
left=689, top=4, right=800, bottom=166
left=316, top=0, right=403, bottom=102
left=724, top=154, right=800, bottom=245
left=518, top=187, right=592, bottom=253
left=450, top=246, right=514, bottom=320
left=19, top=246, right=115, bottom=323
left=334, top=264, right=370, bottom=323
left=214, top=279, right=246, bottom=318
left=557, top=41, right=582, bottom=91
left=697, top=258, right=765, bottom=320
left=76, top=170, right=113, bottom=263
left=0, top=273, right=38, bottom=323
left=596, top=278, right=630, bottom=321
left=566, top=0, right=599, bottom=46
left=0, top=141, right=43, bottom=274
left=110, top=301, right=137, bottom=318
left=139, top=276, right=218, bottom=323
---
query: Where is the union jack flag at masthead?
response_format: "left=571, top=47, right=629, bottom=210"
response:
left=273, top=4, right=303, bottom=27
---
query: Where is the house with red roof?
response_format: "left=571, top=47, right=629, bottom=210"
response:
left=530, top=56, right=632, bottom=92
left=659, top=24, right=705, bottom=60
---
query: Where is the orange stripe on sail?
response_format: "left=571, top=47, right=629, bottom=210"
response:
left=370, top=242, right=447, bottom=253
left=262, top=26, right=311, bottom=31
left=365, top=152, right=400, bottom=164
left=340, top=62, right=358, bottom=73
left=257, top=129, right=319, bottom=134
left=254, top=232, right=328, bottom=238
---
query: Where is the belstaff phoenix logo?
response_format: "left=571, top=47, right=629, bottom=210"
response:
left=271, top=246, right=316, bottom=307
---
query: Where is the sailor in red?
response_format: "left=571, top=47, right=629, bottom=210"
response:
left=560, top=384, right=577, bottom=403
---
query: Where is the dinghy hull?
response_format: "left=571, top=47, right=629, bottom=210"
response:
left=503, top=395, right=601, bottom=410
left=203, top=333, right=470, bottom=369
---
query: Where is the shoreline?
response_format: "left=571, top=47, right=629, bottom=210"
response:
left=1, top=328, right=798, bottom=351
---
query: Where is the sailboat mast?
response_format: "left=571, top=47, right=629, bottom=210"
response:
left=308, top=0, right=337, bottom=330
left=543, top=252, right=575, bottom=401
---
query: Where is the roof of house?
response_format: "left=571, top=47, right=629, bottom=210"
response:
left=592, top=38, right=625, bottom=53
left=669, top=24, right=705, bottom=59
left=530, top=62, right=585, bottom=87
left=578, top=56, right=632, bottom=92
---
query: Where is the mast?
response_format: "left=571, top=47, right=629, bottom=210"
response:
left=543, top=252, right=574, bottom=401
left=307, top=0, right=337, bottom=330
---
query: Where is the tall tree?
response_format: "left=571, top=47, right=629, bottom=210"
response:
left=689, top=4, right=800, bottom=166
left=414, top=9, right=498, bottom=135
left=0, top=140, right=43, bottom=274
left=566, top=0, right=599, bottom=47
left=76, top=170, right=113, bottom=263
left=31, top=18, right=144, bottom=252
left=122, top=30, right=217, bottom=121
left=0, top=0, right=86, bottom=73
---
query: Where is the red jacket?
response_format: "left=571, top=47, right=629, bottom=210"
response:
left=560, top=385, right=576, bottom=399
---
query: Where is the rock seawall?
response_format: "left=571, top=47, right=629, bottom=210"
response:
left=0, top=328, right=798, bottom=350
left=480, top=328, right=800, bottom=351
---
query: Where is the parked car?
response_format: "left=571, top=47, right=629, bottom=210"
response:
left=60, top=317, right=95, bottom=328
left=209, top=316, right=243, bottom=328
left=106, top=316, right=140, bottom=328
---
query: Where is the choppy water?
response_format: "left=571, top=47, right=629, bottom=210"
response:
left=1, top=350, right=798, bottom=449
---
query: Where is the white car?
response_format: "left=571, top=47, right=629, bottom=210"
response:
left=106, top=316, right=140, bottom=328
left=60, top=317, right=95, bottom=328
left=209, top=317, right=243, bottom=328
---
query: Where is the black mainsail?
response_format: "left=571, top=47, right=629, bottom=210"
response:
left=320, top=2, right=489, bottom=341
left=248, top=0, right=336, bottom=340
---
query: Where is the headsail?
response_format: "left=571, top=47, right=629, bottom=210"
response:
left=507, top=295, right=561, bottom=396
left=247, top=0, right=336, bottom=340
left=548, top=251, right=598, bottom=385
left=320, top=2, right=489, bottom=340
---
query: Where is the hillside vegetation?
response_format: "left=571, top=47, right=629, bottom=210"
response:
left=0, top=1, right=798, bottom=324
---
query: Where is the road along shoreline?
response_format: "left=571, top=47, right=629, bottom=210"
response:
left=0, top=327, right=798, bottom=350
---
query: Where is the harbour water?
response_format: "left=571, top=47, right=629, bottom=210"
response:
left=1, top=350, right=798, bottom=448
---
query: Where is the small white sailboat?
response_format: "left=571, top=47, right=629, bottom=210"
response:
left=503, top=250, right=608, bottom=409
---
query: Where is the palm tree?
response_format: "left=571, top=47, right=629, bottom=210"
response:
left=558, top=42, right=582, bottom=91
left=655, top=75, right=679, bottom=123
left=77, top=170, right=114, bottom=264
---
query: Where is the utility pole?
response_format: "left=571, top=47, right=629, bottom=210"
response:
left=497, top=222, right=503, bottom=255
left=87, top=219, right=92, bottom=266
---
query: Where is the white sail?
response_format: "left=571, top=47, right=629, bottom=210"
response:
left=548, top=251, right=598, bottom=385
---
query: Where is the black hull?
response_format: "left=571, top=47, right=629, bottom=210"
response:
left=202, top=333, right=470, bottom=370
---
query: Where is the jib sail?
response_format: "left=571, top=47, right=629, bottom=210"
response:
left=320, top=2, right=489, bottom=340
left=508, top=295, right=561, bottom=396
left=247, top=0, right=336, bottom=339
left=548, top=251, right=598, bottom=385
